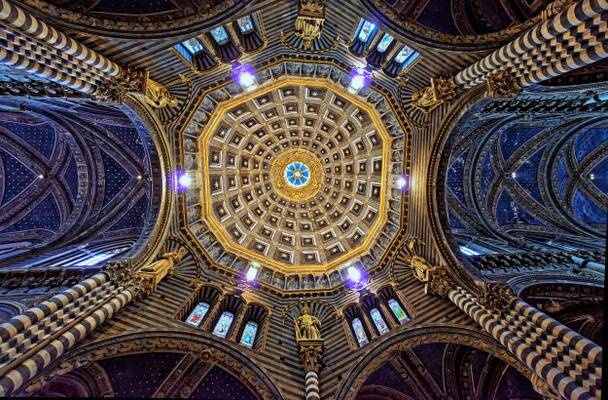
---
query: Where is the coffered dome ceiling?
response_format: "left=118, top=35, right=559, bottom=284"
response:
left=183, top=62, right=408, bottom=287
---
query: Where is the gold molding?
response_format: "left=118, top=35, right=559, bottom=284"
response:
left=197, top=76, right=392, bottom=273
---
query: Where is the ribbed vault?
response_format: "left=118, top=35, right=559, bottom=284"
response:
left=441, top=91, right=607, bottom=256
left=0, top=99, right=162, bottom=268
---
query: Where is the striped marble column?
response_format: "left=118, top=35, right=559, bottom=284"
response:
left=0, top=0, right=120, bottom=76
left=448, top=286, right=602, bottom=400
left=0, top=47, right=96, bottom=93
left=454, top=0, right=608, bottom=89
left=305, top=370, right=320, bottom=400
left=0, top=272, right=107, bottom=344
left=0, top=286, right=134, bottom=397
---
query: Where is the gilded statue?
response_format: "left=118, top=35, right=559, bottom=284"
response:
left=294, top=306, right=322, bottom=341
left=136, top=246, right=187, bottom=293
left=294, top=0, right=326, bottom=49
left=405, top=237, right=433, bottom=282
left=144, top=79, right=178, bottom=108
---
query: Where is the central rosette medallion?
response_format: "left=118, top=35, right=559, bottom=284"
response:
left=270, top=148, right=323, bottom=202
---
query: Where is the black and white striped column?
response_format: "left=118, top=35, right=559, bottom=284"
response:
left=454, top=0, right=608, bottom=89
left=0, top=0, right=120, bottom=76
left=0, top=286, right=134, bottom=397
left=0, top=272, right=107, bottom=344
left=448, top=286, right=602, bottom=400
left=305, top=370, right=320, bottom=400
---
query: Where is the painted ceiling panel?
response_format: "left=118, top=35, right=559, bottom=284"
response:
left=478, top=152, right=494, bottom=203
left=574, top=127, right=608, bottom=162
left=590, top=157, right=608, bottom=195
left=496, top=189, right=540, bottom=226
left=102, top=124, right=146, bottom=160
left=191, top=366, right=257, bottom=400
left=514, top=147, right=545, bottom=205
left=447, top=149, right=468, bottom=204
left=556, top=157, right=569, bottom=196
left=1, top=194, right=61, bottom=233
left=572, top=189, right=607, bottom=225
left=0, top=150, right=36, bottom=205
left=499, top=125, right=544, bottom=161
left=101, top=151, right=132, bottom=207
left=7, top=121, right=56, bottom=160
left=108, top=194, right=149, bottom=232
left=63, top=152, right=80, bottom=200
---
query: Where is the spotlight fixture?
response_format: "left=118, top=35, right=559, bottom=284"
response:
left=345, top=261, right=368, bottom=291
left=347, top=265, right=362, bottom=282
left=246, top=262, right=260, bottom=281
left=348, top=67, right=372, bottom=94
left=178, top=174, right=192, bottom=188
left=171, top=169, right=191, bottom=193
left=232, top=63, right=257, bottom=91
left=396, top=175, right=408, bottom=191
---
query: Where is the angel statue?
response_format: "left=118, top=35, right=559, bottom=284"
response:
left=294, top=306, right=321, bottom=341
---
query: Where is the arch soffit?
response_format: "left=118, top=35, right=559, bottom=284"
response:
left=334, top=324, right=533, bottom=400
left=26, top=329, right=284, bottom=400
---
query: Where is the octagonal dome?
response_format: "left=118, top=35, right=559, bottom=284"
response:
left=183, top=63, right=407, bottom=285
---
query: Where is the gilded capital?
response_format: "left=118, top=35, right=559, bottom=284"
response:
left=479, top=282, right=517, bottom=311
left=298, top=340, right=324, bottom=373
left=486, top=70, right=521, bottom=100
left=411, top=77, right=459, bottom=113
left=93, top=69, right=147, bottom=103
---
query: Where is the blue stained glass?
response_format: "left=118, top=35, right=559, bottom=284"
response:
left=284, top=162, right=311, bottom=187
left=370, top=308, right=389, bottom=335
left=237, top=16, right=254, bottom=33
left=351, top=318, right=369, bottom=347
left=240, top=321, right=258, bottom=348
left=388, top=299, right=410, bottom=324
left=358, top=20, right=375, bottom=42
left=185, top=302, right=210, bottom=327
left=376, top=34, right=393, bottom=52
left=182, top=38, right=204, bottom=54
left=394, top=46, right=413, bottom=63
left=211, top=26, right=229, bottom=45
left=212, top=311, right=234, bottom=338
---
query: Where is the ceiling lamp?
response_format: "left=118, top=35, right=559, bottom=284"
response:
left=232, top=63, right=257, bottom=91
left=345, top=261, right=368, bottom=290
left=396, top=175, right=408, bottom=191
left=171, top=169, right=191, bottom=193
left=246, top=261, right=260, bottom=281
left=348, top=67, right=371, bottom=94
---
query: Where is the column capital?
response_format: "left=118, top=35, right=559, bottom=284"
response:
left=102, top=259, right=135, bottom=285
left=486, top=70, right=521, bottom=100
left=298, top=339, right=324, bottom=373
left=93, top=69, right=147, bottom=103
left=479, top=282, right=517, bottom=311
left=424, top=267, right=452, bottom=297
left=411, top=77, right=459, bottom=113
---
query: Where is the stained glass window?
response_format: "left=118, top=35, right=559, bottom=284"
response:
left=388, top=299, right=410, bottom=324
left=376, top=34, right=393, bottom=53
left=358, top=20, right=375, bottom=42
left=394, top=46, right=413, bottom=64
left=182, top=38, right=204, bottom=54
left=210, top=26, right=230, bottom=45
left=212, top=311, right=234, bottom=338
left=370, top=308, right=389, bottom=335
left=284, top=162, right=311, bottom=187
left=185, top=302, right=210, bottom=327
left=240, top=321, right=258, bottom=348
left=237, top=16, right=254, bottom=33
left=351, top=318, right=369, bottom=347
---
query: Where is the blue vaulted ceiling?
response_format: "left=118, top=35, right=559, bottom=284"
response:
left=444, top=98, right=607, bottom=249
left=0, top=98, right=162, bottom=267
